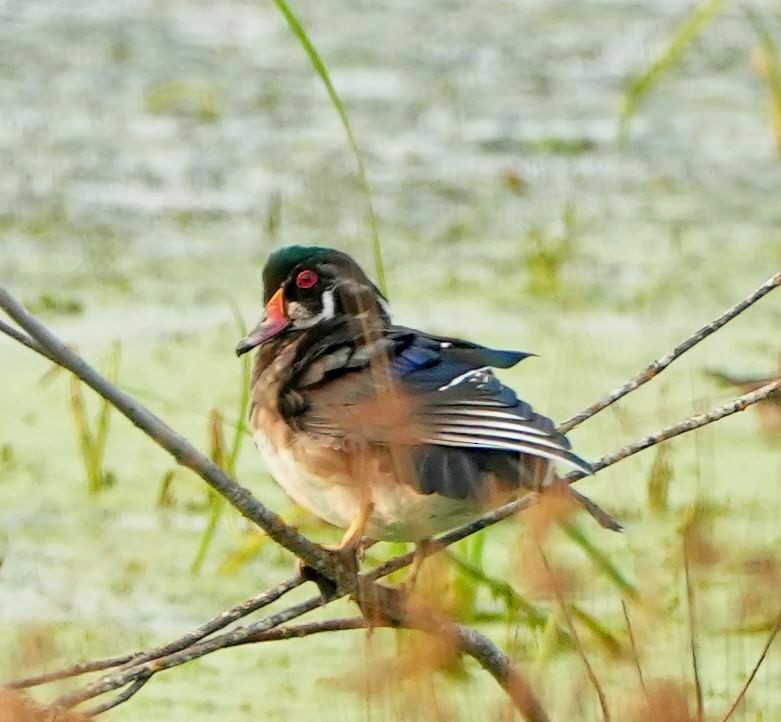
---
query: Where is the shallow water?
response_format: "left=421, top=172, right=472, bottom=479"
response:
left=1, top=0, right=780, bottom=719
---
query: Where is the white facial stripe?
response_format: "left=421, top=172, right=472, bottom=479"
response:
left=290, top=289, right=336, bottom=329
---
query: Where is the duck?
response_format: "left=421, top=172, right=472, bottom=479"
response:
left=236, top=246, right=617, bottom=573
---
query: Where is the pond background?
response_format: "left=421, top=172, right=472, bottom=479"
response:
left=1, top=1, right=780, bottom=719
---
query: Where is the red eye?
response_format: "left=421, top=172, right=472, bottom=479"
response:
left=295, top=269, right=318, bottom=289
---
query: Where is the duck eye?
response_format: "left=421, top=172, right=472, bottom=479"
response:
left=295, top=269, right=318, bottom=289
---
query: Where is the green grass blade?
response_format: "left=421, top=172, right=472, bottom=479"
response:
left=191, top=492, right=225, bottom=574
left=69, top=374, right=99, bottom=493
left=271, top=0, right=386, bottom=295
left=619, top=0, right=725, bottom=141
left=647, top=445, right=674, bottom=513
left=746, top=11, right=781, bottom=154
left=219, top=531, right=271, bottom=575
left=191, top=410, right=230, bottom=574
left=224, top=297, right=251, bottom=475
left=93, top=342, right=121, bottom=489
left=561, top=521, right=638, bottom=599
left=446, top=550, right=551, bottom=630
left=569, top=605, right=623, bottom=657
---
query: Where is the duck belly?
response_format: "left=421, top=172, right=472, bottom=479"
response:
left=252, top=425, right=485, bottom=542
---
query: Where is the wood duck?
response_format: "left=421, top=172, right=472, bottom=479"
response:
left=237, top=246, right=617, bottom=566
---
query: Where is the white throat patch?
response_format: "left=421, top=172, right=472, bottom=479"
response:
left=289, top=289, right=336, bottom=329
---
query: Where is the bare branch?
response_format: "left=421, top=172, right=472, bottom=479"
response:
left=7, top=654, right=138, bottom=691
left=53, top=595, right=323, bottom=709
left=558, top=271, right=781, bottom=433
left=0, top=288, right=547, bottom=720
left=235, top=616, right=369, bottom=644
left=83, top=676, right=151, bottom=716
left=721, top=611, right=781, bottom=722
left=443, top=623, right=550, bottom=722
left=0, top=318, right=55, bottom=362
left=28, top=376, right=776, bottom=703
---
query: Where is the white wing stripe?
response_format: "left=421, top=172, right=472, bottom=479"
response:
left=423, top=408, right=549, bottom=435
left=424, top=433, right=591, bottom=475
left=432, top=424, right=567, bottom=451
left=437, top=367, right=490, bottom=391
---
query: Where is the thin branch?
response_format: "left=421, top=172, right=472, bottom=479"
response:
left=111, top=574, right=304, bottom=671
left=8, top=654, right=137, bottom=691
left=83, top=675, right=151, bottom=716
left=566, top=378, right=781, bottom=484
left=620, top=600, right=648, bottom=702
left=7, top=347, right=779, bottom=712
left=721, top=611, right=781, bottom=722
left=9, top=575, right=304, bottom=689
left=53, top=595, right=323, bottom=709
left=56, top=589, right=551, bottom=722
left=558, top=271, right=781, bottom=433
left=0, top=318, right=56, bottom=362
left=538, top=548, right=611, bottom=722
left=235, top=616, right=369, bottom=645
left=683, top=538, right=704, bottom=722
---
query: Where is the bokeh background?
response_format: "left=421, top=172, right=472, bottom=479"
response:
left=1, top=0, right=780, bottom=720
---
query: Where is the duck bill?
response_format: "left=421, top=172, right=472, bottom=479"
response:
left=235, top=288, right=290, bottom=356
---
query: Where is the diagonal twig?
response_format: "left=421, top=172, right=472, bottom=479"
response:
left=565, top=378, right=781, bottom=483
left=52, top=595, right=324, bottom=710
left=9, top=575, right=304, bottom=690
left=683, top=536, right=704, bottom=722
left=1, top=287, right=548, bottom=721
left=0, top=318, right=55, bottom=361
left=558, top=271, right=781, bottom=433
left=84, top=675, right=151, bottom=716
left=621, top=601, right=648, bottom=702
left=720, top=611, right=781, bottom=722
left=538, top=548, right=611, bottom=722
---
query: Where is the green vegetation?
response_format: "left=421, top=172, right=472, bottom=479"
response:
left=145, top=80, right=221, bottom=122
left=68, top=343, right=121, bottom=494
left=749, top=13, right=781, bottom=153
left=619, top=0, right=725, bottom=141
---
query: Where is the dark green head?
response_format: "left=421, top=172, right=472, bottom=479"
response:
left=236, top=246, right=388, bottom=356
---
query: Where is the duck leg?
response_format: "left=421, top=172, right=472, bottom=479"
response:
left=403, top=538, right=435, bottom=591
left=329, top=500, right=374, bottom=565
left=299, top=501, right=374, bottom=600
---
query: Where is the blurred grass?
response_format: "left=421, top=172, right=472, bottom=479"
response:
left=619, top=0, right=725, bottom=141
left=272, top=0, right=386, bottom=295
left=191, top=301, right=252, bottom=574
left=748, top=12, right=781, bottom=154
left=68, top=342, right=120, bottom=494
